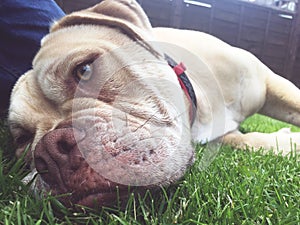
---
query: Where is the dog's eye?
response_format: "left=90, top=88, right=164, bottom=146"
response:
left=74, top=63, right=93, bottom=81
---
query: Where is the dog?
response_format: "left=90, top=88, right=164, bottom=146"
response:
left=8, top=0, right=300, bottom=209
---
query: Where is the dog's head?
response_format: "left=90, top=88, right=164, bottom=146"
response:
left=8, top=0, right=195, bottom=209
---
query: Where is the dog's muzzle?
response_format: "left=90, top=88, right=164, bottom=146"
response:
left=33, top=103, right=195, bottom=208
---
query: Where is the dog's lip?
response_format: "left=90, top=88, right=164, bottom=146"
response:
left=75, top=189, right=129, bottom=208
left=34, top=166, right=128, bottom=208
left=46, top=174, right=131, bottom=208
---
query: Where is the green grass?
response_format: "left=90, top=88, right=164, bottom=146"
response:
left=0, top=114, right=300, bottom=225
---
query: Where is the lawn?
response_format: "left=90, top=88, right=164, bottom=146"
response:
left=0, top=114, right=299, bottom=225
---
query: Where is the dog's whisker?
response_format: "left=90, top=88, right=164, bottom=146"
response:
left=133, top=112, right=157, bottom=132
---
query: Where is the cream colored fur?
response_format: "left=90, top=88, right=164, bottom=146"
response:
left=9, top=0, right=300, bottom=169
left=153, top=28, right=300, bottom=155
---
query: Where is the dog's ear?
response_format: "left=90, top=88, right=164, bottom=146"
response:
left=51, top=0, right=152, bottom=41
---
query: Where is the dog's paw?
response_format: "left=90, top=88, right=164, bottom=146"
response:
left=277, top=127, right=292, bottom=134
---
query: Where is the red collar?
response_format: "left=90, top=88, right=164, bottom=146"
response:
left=165, top=55, right=197, bottom=124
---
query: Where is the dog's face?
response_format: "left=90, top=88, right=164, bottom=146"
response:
left=8, top=0, right=194, bottom=208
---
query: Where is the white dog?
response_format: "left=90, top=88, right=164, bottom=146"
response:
left=8, top=0, right=300, bottom=209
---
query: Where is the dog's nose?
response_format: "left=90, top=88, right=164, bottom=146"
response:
left=34, top=127, right=86, bottom=187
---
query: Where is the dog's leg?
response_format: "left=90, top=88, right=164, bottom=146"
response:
left=221, top=69, right=300, bottom=156
left=222, top=129, right=300, bottom=156
left=259, top=70, right=300, bottom=127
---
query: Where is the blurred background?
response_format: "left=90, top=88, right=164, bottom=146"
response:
left=55, top=0, right=300, bottom=87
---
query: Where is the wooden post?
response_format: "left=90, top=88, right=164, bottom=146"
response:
left=261, top=10, right=272, bottom=60
left=285, top=3, right=300, bottom=80
left=172, top=0, right=183, bottom=28
left=208, top=0, right=215, bottom=34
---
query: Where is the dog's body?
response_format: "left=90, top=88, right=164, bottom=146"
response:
left=8, top=0, right=300, bottom=208
left=153, top=27, right=300, bottom=153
